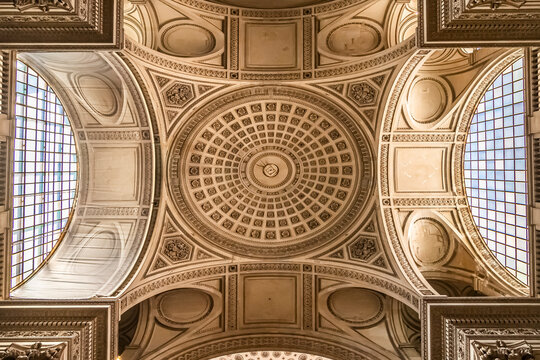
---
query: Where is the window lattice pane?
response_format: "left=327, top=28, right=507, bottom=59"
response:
left=464, top=57, right=528, bottom=284
left=11, top=60, right=77, bottom=288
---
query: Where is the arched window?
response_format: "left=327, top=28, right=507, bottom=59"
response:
left=11, top=60, right=77, bottom=288
left=464, top=57, right=528, bottom=284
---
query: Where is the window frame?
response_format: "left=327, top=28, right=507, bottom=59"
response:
left=9, top=58, right=79, bottom=291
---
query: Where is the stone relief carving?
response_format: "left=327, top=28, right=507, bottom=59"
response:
left=409, top=218, right=450, bottom=266
left=348, top=236, right=378, bottom=262
left=0, top=343, right=66, bottom=360
left=472, top=340, right=535, bottom=360
left=164, top=82, right=195, bottom=108
left=466, top=0, right=526, bottom=10
left=162, top=237, right=193, bottom=263
left=347, top=82, right=378, bottom=107
left=14, top=0, right=72, bottom=11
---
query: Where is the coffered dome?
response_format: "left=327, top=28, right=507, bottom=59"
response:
left=168, top=86, right=373, bottom=257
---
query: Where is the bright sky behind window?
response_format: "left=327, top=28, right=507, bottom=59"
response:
left=464, top=57, right=528, bottom=284
left=11, top=60, right=77, bottom=288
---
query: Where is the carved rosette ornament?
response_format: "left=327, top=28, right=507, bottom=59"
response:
left=168, top=86, right=373, bottom=257
left=348, top=236, right=378, bottom=261
left=473, top=340, right=535, bottom=360
left=164, top=82, right=195, bottom=108
left=0, top=342, right=66, bottom=360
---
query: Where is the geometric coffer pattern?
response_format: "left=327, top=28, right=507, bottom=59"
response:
left=169, top=86, right=373, bottom=258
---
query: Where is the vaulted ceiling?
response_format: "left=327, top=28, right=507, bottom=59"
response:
left=6, top=0, right=530, bottom=358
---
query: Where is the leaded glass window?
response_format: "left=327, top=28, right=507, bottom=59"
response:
left=11, top=60, right=77, bottom=288
left=464, top=57, right=528, bottom=284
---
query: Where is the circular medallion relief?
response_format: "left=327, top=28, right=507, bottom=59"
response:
left=328, top=288, right=384, bottom=326
left=327, top=23, right=381, bottom=56
left=168, top=86, right=373, bottom=257
left=161, top=24, right=216, bottom=57
left=409, top=218, right=450, bottom=265
left=157, top=289, right=212, bottom=325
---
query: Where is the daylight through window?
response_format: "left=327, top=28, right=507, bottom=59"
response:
left=11, top=60, right=77, bottom=288
left=464, top=57, right=528, bottom=284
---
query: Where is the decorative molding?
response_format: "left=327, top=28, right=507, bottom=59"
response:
left=472, top=340, right=535, bottom=360
left=0, top=0, right=121, bottom=49
left=122, top=262, right=419, bottom=312
left=0, top=300, right=117, bottom=360
left=303, top=273, right=313, bottom=330
left=14, top=0, right=72, bottom=11
left=423, top=298, right=540, bottom=360
left=315, top=265, right=419, bottom=309
left=419, top=0, right=540, bottom=46
left=125, top=34, right=415, bottom=81
left=168, top=334, right=373, bottom=360
left=466, top=0, right=525, bottom=10
left=0, top=342, right=66, bottom=360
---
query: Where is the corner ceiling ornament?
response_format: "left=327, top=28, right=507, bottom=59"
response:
left=168, top=86, right=373, bottom=257
left=473, top=340, right=535, bottom=360
left=0, top=0, right=121, bottom=48
left=0, top=342, right=66, bottom=360
left=418, top=0, right=540, bottom=46
left=14, top=0, right=72, bottom=11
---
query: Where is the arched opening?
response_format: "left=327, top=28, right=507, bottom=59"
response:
left=464, top=57, right=529, bottom=285
left=11, top=59, right=78, bottom=289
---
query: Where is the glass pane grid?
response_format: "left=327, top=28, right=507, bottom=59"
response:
left=11, top=60, right=77, bottom=288
left=464, top=58, right=528, bottom=285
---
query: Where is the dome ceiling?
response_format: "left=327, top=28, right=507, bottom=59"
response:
left=168, top=86, right=373, bottom=257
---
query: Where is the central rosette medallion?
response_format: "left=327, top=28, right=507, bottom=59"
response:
left=244, top=149, right=297, bottom=192
left=168, top=86, right=373, bottom=257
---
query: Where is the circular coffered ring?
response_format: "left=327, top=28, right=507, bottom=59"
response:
left=168, top=86, right=373, bottom=258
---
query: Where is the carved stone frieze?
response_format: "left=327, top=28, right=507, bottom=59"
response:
left=0, top=342, right=66, bottom=360
left=472, top=340, right=535, bottom=360
left=14, top=0, right=72, bottom=11
left=466, top=0, right=525, bottom=10
left=423, top=298, right=540, bottom=360
left=0, top=300, right=117, bottom=360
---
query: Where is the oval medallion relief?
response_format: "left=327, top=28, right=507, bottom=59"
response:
left=328, top=288, right=384, bottom=326
left=161, top=24, right=216, bottom=57
left=77, top=74, right=119, bottom=117
left=168, top=86, right=373, bottom=257
left=158, top=289, right=212, bottom=325
left=409, top=218, right=450, bottom=265
left=327, top=23, right=381, bottom=56
left=408, top=78, right=448, bottom=124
